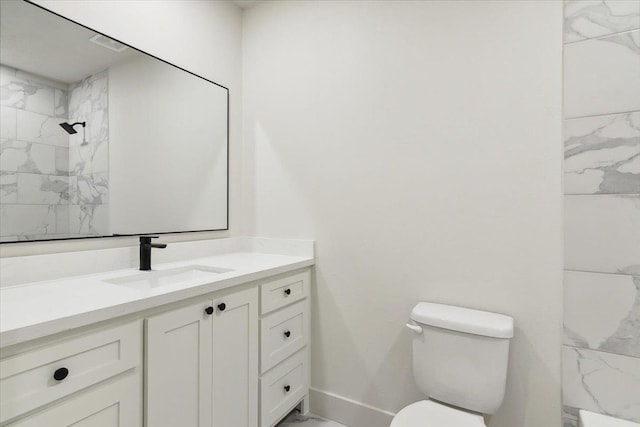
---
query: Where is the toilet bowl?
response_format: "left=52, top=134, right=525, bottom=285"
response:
left=391, top=400, right=485, bottom=427
left=392, top=302, right=514, bottom=426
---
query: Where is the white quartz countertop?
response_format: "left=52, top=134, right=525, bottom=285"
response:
left=0, top=251, right=313, bottom=348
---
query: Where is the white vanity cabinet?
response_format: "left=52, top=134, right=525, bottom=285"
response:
left=0, top=266, right=312, bottom=427
left=145, top=287, right=258, bottom=427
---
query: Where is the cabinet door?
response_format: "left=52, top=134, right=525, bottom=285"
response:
left=212, top=288, right=258, bottom=427
left=146, top=301, right=213, bottom=427
left=8, top=373, right=140, bottom=427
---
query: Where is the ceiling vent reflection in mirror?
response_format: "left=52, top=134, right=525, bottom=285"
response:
left=89, top=34, right=128, bottom=53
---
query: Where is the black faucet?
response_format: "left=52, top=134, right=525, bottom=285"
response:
left=139, top=236, right=167, bottom=271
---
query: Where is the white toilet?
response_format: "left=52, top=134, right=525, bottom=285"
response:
left=392, top=302, right=514, bottom=427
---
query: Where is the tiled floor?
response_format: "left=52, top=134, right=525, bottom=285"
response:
left=276, top=409, right=348, bottom=427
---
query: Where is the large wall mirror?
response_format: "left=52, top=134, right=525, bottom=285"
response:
left=0, top=1, right=229, bottom=243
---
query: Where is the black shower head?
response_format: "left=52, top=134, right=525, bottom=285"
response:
left=59, top=121, right=86, bottom=135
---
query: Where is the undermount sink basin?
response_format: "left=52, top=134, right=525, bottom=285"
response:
left=104, top=265, right=233, bottom=288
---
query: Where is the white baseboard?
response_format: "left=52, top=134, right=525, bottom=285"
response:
left=309, top=387, right=395, bottom=427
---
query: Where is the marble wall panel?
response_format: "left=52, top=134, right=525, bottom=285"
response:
left=564, top=271, right=640, bottom=357
left=16, top=173, right=74, bottom=205
left=0, top=204, right=57, bottom=237
left=0, top=139, right=57, bottom=175
left=564, top=195, right=640, bottom=275
left=0, top=172, right=17, bottom=204
left=562, top=346, right=640, bottom=422
left=69, top=203, right=109, bottom=236
left=565, top=1, right=640, bottom=43
left=0, top=106, right=17, bottom=140
left=77, top=173, right=108, bottom=205
left=564, top=30, right=640, bottom=118
left=16, top=109, right=69, bottom=147
left=0, top=65, right=56, bottom=116
left=564, top=111, right=640, bottom=194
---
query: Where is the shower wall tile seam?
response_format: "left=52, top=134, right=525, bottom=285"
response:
left=564, top=268, right=638, bottom=277
left=563, top=108, right=640, bottom=121
left=563, top=27, right=640, bottom=46
left=562, top=342, right=640, bottom=360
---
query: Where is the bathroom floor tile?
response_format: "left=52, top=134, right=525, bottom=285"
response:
left=276, top=410, right=348, bottom=427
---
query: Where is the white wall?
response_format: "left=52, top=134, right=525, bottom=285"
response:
left=242, top=1, right=563, bottom=426
left=1, top=0, right=243, bottom=257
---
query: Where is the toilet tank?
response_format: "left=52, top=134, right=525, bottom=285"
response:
left=409, top=303, right=514, bottom=414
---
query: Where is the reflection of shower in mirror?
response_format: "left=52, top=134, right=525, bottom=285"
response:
left=59, top=121, right=88, bottom=146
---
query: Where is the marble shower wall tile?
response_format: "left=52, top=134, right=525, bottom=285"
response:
left=565, top=195, right=640, bottom=275
left=564, top=0, right=640, bottom=43
left=16, top=109, right=69, bottom=147
left=564, top=30, right=640, bottom=118
left=16, top=173, right=74, bottom=205
left=69, top=204, right=109, bottom=236
left=0, top=65, right=56, bottom=116
left=564, top=271, right=640, bottom=357
left=0, top=204, right=57, bottom=237
left=562, top=346, right=640, bottom=422
left=0, top=139, right=57, bottom=175
left=0, top=173, right=17, bottom=204
left=564, top=111, right=640, bottom=194
left=77, top=173, right=108, bottom=205
left=68, top=71, right=108, bottom=176
left=0, top=106, right=17, bottom=140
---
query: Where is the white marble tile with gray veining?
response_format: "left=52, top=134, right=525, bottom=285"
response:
left=0, top=65, right=57, bottom=116
left=563, top=346, right=640, bottom=422
left=564, top=112, right=640, bottom=194
left=1, top=139, right=57, bottom=175
left=16, top=109, right=69, bottom=147
left=56, top=204, right=69, bottom=235
left=68, top=71, right=109, bottom=175
left=77, top=173, right=108, bottom=205
left=69, top=203, right=109, bottom=235
left=564, top=30, right=640, bottom=118
left=69, top=137, right=108, bottom=175
left=16, top=173, right=74, bottom=205
left=565, top=0, right=640, bottom=43
left=0, top=204, right=57, bottom=237
left=0, top=106, right=17, bottom=140
left=565, top=271, right=640, bottom=357
left=54, top=88, right=68, bottom=118
left=55, top=146, right=69, bottom=176
left=565, top=195, right=640, bottom=275
left=0, top=172, right=17, bottom=204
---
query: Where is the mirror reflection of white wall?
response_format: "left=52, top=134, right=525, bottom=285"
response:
left=109, top=55, right=228, bottom=234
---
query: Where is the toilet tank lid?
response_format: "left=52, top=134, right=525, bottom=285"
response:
left=410, top=303, right=514, bottom=339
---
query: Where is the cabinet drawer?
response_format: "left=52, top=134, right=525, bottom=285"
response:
left=0, top=320, right=141, bottom=424
left=260, top=349, right=307, bottom=427
left=261, top=301, right=308, bottom=373
left=261, top=271, right=309, bottom=315
left=6, top=372, right=141, bottom=427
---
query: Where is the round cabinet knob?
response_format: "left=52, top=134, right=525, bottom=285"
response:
left=53, top=367, right=69, bottom=381
left=283, top=385, right=291, bottom=393
left=205, top=306, right=214, bottom=315
left=284, top=288, right=291, bottom=296
left=284, top=330, right=291, bottom=338
left=217, top=303, right=226, bottom=311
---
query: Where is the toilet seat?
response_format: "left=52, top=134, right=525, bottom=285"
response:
left=390, top=400, right=486, bottom=427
